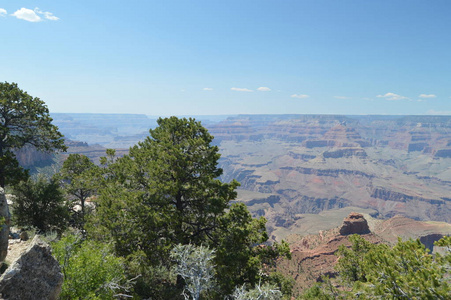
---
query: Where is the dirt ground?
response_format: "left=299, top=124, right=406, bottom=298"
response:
left=5, top=238, right=32, bottom=265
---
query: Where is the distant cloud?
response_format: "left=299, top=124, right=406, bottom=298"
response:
left=11, top=7, right=59, bottom=22
left=334, top=96, right=350, bottom=100
left=203, top=88, right=213, bottom=91
left=257, top=87, right=271, bottom=92
left=12, top=8, right=41, bottom=22
left=0, top=8, right=7, bottom=17
left=419, top=94, right=436, bottom=99
left=427, top=109, right=451, bottom=115
left=291, top=94, right=309, bottom=99
left=42, top=12, right=59, bottom=21
left=231, top=87, right=253, bottom=92
left=376, top=92, right=408, bottom=101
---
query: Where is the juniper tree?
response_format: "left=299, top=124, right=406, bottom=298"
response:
left=56, top=154, right=98, bottom=228
left=89, top=117, right=291, bottom=298
left=91, top=117, right=239, bottom=261
left=0, top=82, right=66, bottom=187
left=12, top=175, right=69, bottom=233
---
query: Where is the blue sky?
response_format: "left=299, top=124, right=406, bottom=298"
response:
left=1, top=1, right=450, bottom=115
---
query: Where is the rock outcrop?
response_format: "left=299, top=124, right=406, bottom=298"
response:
left=278, top=220, right=382, bottom=294
left=0, top=235, right=63, bottom=300
left=339, top=212, right=370, bottom=235
left=0, top=188, right=9, bottom=262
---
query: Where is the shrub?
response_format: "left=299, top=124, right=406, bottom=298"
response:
left=52, top=233, right=130, bottom=299
left=12, top=176, right=69, bottom=233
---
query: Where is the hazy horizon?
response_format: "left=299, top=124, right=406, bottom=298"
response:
left=50, top=112, right=451, bottom=117
left=1, top=1, right=450, bottom=116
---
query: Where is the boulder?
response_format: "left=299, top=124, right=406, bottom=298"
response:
left=0, top=188, right=9, bottom=262
left=0, top=235, right=63, bottom=300
left=339, top=212, right=370, bottom=235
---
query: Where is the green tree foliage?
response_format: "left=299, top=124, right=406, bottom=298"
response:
left=361, top=238, right=450, bottom=299
left=12, top=175, right=69, bottom=233
left=213, top=202, right=291, bottom=295
left=0, top=82, right=66, bottom=188
left=267, top=272, right=295, bottom=299
left=435, top=235, right=451, bottom=265
left=302, top=235, right=451, bottom=299
left=52, top=233, right=129, bottom=300
left=299, top=276, right=345, bottom=300
left=126, top=250, right=182, bottom=299
left=0, top=151, right=28, bottom=188
left=171, top=244, right=216, bottom=300
left=435, top=235, right=451, bottom=249
left=88, top=117, right=291, bottom=298
left=56, top=154, right=98, bottom=228
left=335, top=234, right=373, bottom=282
left=91, top=117, right=238, bottom=258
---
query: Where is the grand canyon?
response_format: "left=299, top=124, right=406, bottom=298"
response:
left=19, top=113, right=451, bottom=241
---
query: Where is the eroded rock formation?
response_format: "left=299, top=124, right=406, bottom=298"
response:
left=339, top=212, right=370, bottom=235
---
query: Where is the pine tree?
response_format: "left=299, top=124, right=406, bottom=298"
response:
left=88, top=117, right=291, bottom=298
left=0, top=82, right=66, bottom=188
